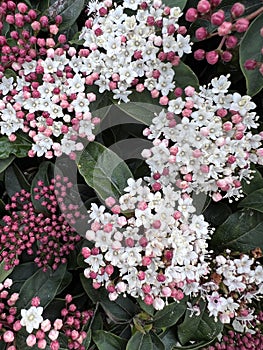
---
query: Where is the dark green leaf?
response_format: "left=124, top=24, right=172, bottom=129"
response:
left=48, top=0, right=85, bottom=31
left=0, top=155, right=15, bottom=173
left=93, top=330, right=127, bottom=350
left=162, top=0, right=187, bottom=10
left=153, top=299, right=188, bottom=328
left=242, top=170, right=263, bottom=195
left=150, top=331, right=165, bottom=350
left=126, top=332, right=153, bottom=350
left=160, top=329, right=178, bottom=350
left=56, top=270, right=72, bottom=295
left=5, top=163, right=30, bottom=197
left=210, top=209, right=263, bottom=252
left=9, top=262, right=39, bottom=292
left=81, top=274, right=137, bottom=322
left=172, top=340, right=218, bottom=349
left=240, top=12, right=263, bottom=96
left=0, top=134, right=31, bottom=159
left=0, top=260, right=13, bottom=283
left=4, top=68, right=17, bottom=81
left=83, top=329, right=92, bottom=348
left=238, top=188, right=263, bottom=213
left=137, top=297, right=155, bottom=317
left=177, top=300, right=223, bottom=345
left=77, top=141, right=133, bottom=201
left=15, top=264, right=67, bottom=310
left=173, top=62, right=199, bottom=90
left=203, top=202, right=232, bottom=226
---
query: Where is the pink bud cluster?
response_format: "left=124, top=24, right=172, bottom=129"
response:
left=185, top=1, right=256, bottom=65
left=21, top=295, right=93, bottom=350
left=0, top=0, right=66, bottom=72
left=0, top=176, right=83, bottom=271
left=244, top=27, right=263, bottom=77
left=0, top=278, right=21, bottom=349
left=204, top=312, right=263, bottom=349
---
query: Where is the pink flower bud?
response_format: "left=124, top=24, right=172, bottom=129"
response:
left=38, top=339, right=47, bottom=349
left=184, top=86, right=195, bottom=96
left=153, top=297, right=165, bottom=310
left=49, top=24, right=59, bottom=35
left=26, top=334, right=37, bottom=347
left=218, top=21, right=232, bottom=36
left=41, top=319, right=51, bottom=332
left=144, top=294, right=154, bottom=305
left=244, top=59, right=257, bottom=70
left=48, top=329, right=59, bottom=341
left=206, top=50, right=219, bottom=64
left=194, top=49, right=205, bottom=60
left=211, top=10, right=225, bottom=25
left=212, top=192, right=222, bottom=202
left=235, top=18, right=249, bottom=33
left=3, top=331, right=14, bottom=343
left=231, top=2, right=245, bottom=18
left=225, top=35, right=238, bottom=48
left=221, top=51, right=232, bottom=62
left=17, top=2, right=28, bottom=13
left=197, top=0, right=211, bottom=14
left=185, top=8, right=198, bottom=22
left=195, top=27, right=208, bottom=40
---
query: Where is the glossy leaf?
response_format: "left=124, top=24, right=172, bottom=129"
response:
left=9, top=262, right=39, bottom=292
left=240, top=12, right=263, bottom=96
left=238, top=188, right=263, bottom=213
left=153, top=299, right=188, bottom=328
left=137, top=297, right=155, bottom=317
left=0, top=155, right=15, bottom=173
left=210, top=209, right=263, bottom=252
left=173, top=62, right=199, bottom=90
left=242, top=170, right=263, bottom=195
left=77, top=141, right=133, bottom=201
left=15, top=264, right=67, bottom=310
left=0, top=134, right=31, bottom=159
left=126, top=332, right=153, bottom=350
left=114, top=90, right=162, bottom=126
left=203, top=202, right=232, bottom=226
left=5, top=163, right=30, bottom=197
left=92, top=330, right=127, bottom=350
left=150, top=331, right=165, bottom=350
left=81, top=275, right=138, bottom=322
left=162, top=0, right=187, bottom=10
left=0, top=260, right=13, bottom=283
left=48, top=0, right=85, bottom=31
left=177, top=300, right=223, bottom=345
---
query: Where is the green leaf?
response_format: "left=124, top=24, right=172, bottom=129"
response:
left=93, top=330, right=127, bottom=350
left=150, top=331, right=165, bottom=350
left=242, top=170, right=263, bottom=195
left=137, top=297, right=155, bottom=317
left=0, top=260, right=13, bottom=283
left=153, top=299, right=188, bottom=329
left=238, top=188, right=263, bottom=213
left=240, top=12, right=263, bottom=96
left=30, top=161, right=54, bottom=214
left=80, top=275, right=137, bottom=323
left=48, top=0, right=85, bottom=31
left=5, top=163, right=30, bottom=197
left=0, top=134, right=31, bottom=159
left=9, top=262, right=39, bottom=292
left=83, top=329, right=92, bottom=349
left=171, top=340, right=218, bottom=349
left=0, top=155, right=15, bottom=173
left=126, top=332, right=153, bottom=350
left=160, top=329, right=178, bottom=350
left=162, top=0, right=187, bottom=10
left=177, top=300, right=223, bottom=345
left=173, top=62, right=199, bottom=90
left=210, top=209, right=263, bottom=253
left=15, top=264, right=67, bottom=310
left=203, top=202, right=232, bottom=226
left=77, top=141, right=133, bottom=201
left=4, top=68, right=17, bottom=81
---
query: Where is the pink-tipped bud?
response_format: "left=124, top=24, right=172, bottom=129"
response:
left=194, top=49, right=205, bottom=60
left=195, top=27, right=208, bottom=40
left=231, top=2, right=245, bottom=18
left=211, top=10, right=225, bottom=25
left=235, top=18, right=249, bottom=33
left=185, top=8, right=198, bottom=22
left=221, top=51, right=232, bottom=62
left=244, top=59, right=257, bottom=70
left=206, top=50, right=219, bottom=64
left=218, top=21, right=232, bottom=36
left=197, top=0, right=211, bottom=14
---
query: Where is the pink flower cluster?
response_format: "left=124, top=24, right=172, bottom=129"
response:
left=185, top=0, right=262, bottom=64
left=0, top=176, right=83, bottom=271
left=0, top=278, right=21, bottom=349
left=20, top=295, right=93, bottom=350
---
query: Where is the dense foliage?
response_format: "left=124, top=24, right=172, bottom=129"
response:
left=0, top=0, right=263, bottom=349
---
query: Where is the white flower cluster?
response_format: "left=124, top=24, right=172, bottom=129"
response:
left=83, top=179, right=212, bottom=310
left=79, top=0, right=191, bottom=102
left=205, top=253, right=263, bottom=326
left=144, top=75, right=263, bottom=201
left=0, top=49, right=99, bottom=158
